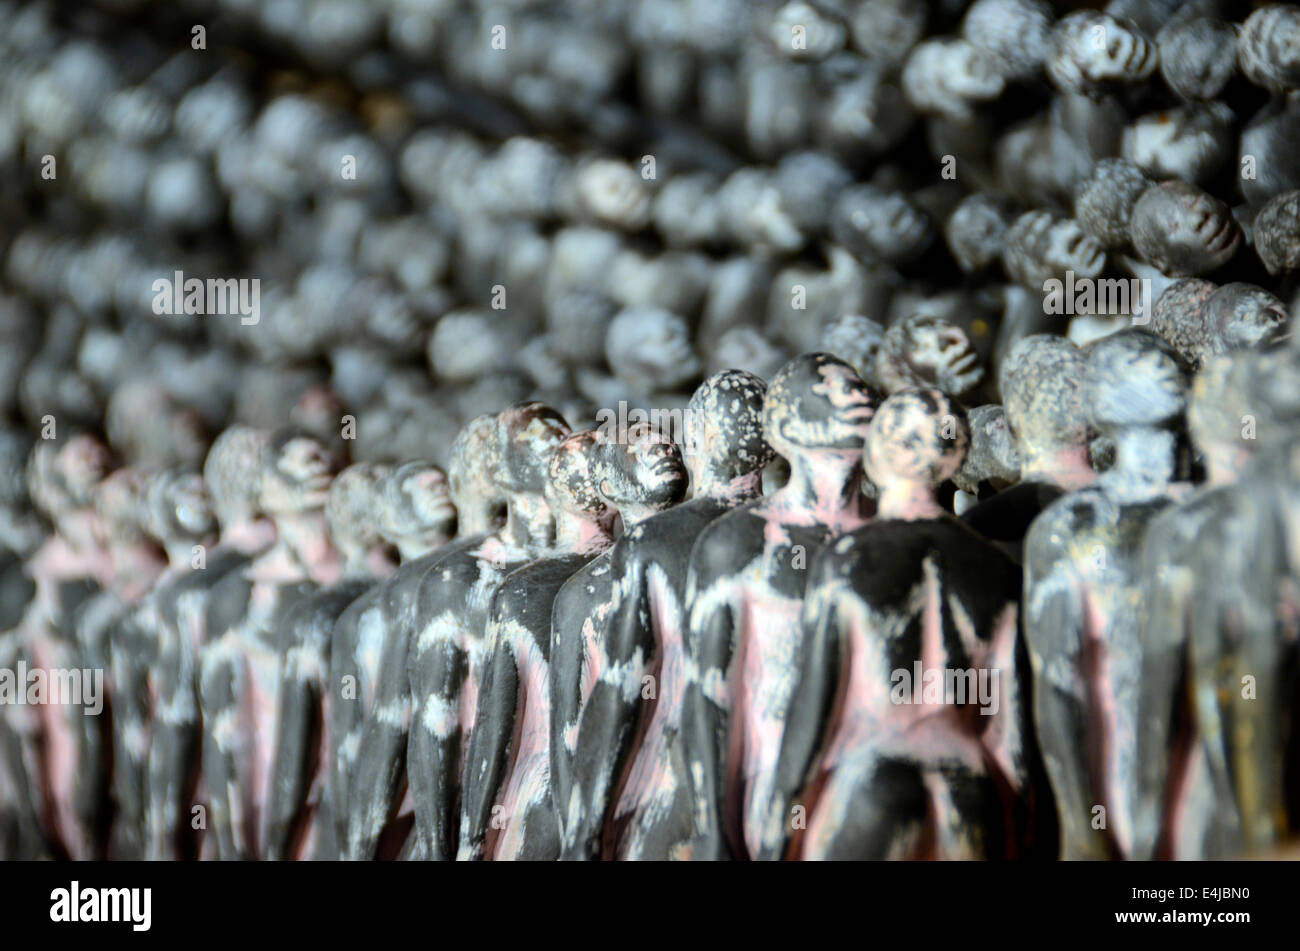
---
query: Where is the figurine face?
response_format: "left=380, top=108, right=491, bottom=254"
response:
left=1131, top=181, right=1241, bottom=277
left=56, top=435, right=113, bottom=510
left=864, top=388, right=969, bottom=488
left=93, top=467, right=148, bottom=546
left=878, top=315, right=983, bottom=397
left=382, top=462, right=458, bottom=545
left=596, top=430, right=688, bottom=511
left=261, top=434, right=336, bottom=517
left=605, top=308, right=701, bottom=396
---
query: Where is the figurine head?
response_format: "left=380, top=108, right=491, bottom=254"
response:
left=764, top=353, right=877, bottom=462
left=594, top=427, right=688, bottom=518
left=1000, top=335, right=1091, bottom=461
left=1189, top=349, right=1300, bottom=483
left=92, top=466, right=150, bottom=547
left=203, top=425, right=270, bottom=529
left=865, top=388, right=970, bottom=491
left=260, top=430, right=338, bottom=518
left=605, top=308, right=701, bottom=396
left=954, top=404, right=1020, bottom=494
left=877, top=314, right=984, bottom=397
left=142, top=469, right=215, bottom=549
left=546, top=431, right=610, bottom=519
left=379, top=461, right=458, bottom=555
left=494, top=401, right=572, bottom=497
left=448, top=414, right=505, bottom=534
left=28, top=433, right=113, bottom=523
left=325, top=462, right=390, bottom=566
left=683, top=369, right=774, bottom=488
left=1084, top=329, right=1188, bottom=433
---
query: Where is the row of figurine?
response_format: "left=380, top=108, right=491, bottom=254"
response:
left=2, top=329, right=1298, bottom=861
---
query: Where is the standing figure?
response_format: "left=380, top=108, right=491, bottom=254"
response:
left=406, top=403, right=569, bottom=861
left=112, top=471, right=216, bottom=862
left=1023, top=330, right=1189, bottom=860
left=961, top=335, right=1095, bottom=559
left=550, top=427, right=689, bottom=853
left=771, top=390, right=1024, bottom=860
left=197, top=431, right=342, bottom=860
left=682, top=353, right=877, bottom=860
left=1138, top=350, right=1300, bottom=857
left=145, top=426, right=275, bottom=861
left=460, top=430, right=616, bottom=860
left=330, top=416, right=500, bottom=859
left=340, top=461, right=456, bottom=860
left=560, top=370, right=772, bottom=860
left=266, top=462, right=396, bottom=861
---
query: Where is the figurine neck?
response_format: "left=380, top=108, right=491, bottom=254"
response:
left=1101, top=427, right=1175, bottom=500
left=690, top=467, right=764, bottom=506
left=875, top=480, right=945, bottom=521
left=1020, top=444, right=1096, bottom=491
left=554, top=508, right=615, bottom=556
left=502, top=491, right=553, bottom=551
left=776, top=449, right=869, bottom=531
left=617, top=501, right=665, bottom=529
left=394, top=532, right=452, bottom=562
left=1202, top=443, right=1251, bottom=488
left=220, top=516, right=277, bottom=555
left=270, top=508, right=342, bottom=584
left=453, top=495, right=496, bottom=537
left=109, top=539, right=167, bottom=599
left=57, top=508, right=103, bottom=553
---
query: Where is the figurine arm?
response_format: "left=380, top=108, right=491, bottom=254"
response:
left=266, top=604, right=326, bottom=861
left=547, top=582, right=587, bottom=843
left=758, top=566, right=846, bottom=861
left=457, top=615, right=518, bottom=860
left=406, top=614, right=470, bottom=862
left=561, top=557, right=651, bottom=859
left=681, top=542, right=738, bottom=861
left=346, top=603, right=413, bottom=860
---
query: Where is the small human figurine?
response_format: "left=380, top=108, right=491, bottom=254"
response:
left=1137, top=349, right=1300, bottom=858
left=339, top=461, right=456, bottom=861
left=112, top=470, right=216, bottom=862
left=559, top=369, right=772, bottom=860
left=9, top=436, right=115, bottom=860
left=406, top=403, right=570, bottom=861
left=265, top=462, right=395, bottom=861
left=197, top=430, right=342, bottom=860
left=682, top=352, right=877, bottom=861
left=459, top=429, right=616, bottom=860
left=1023, top=329, right=1189, bottom=860
left=144, top=425, right=276, bottom=861
left=875, top=313, right=985, bottom=400
left=769, top=389, right=1026, bottom=859
left=550, top=427, right=689, bottom=854
left=961, top=335, right=1096, bottom=560
left=329, top=415, right=500, bottom=858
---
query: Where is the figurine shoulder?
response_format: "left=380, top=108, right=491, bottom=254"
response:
left=687, top=502, right=765, bottom=583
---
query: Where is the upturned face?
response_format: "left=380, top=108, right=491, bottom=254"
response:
left=262, top=435, right=336, bottom=516
left=597, top=431, right=687, bottom=511
left=57, top=435, right=113, bottom=509
left=394, top=465, right=457, bottom=539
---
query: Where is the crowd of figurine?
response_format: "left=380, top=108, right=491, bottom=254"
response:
left=4, top=330, right=1300, bottom=862
left=1, top=0, right=1300, bottom=860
